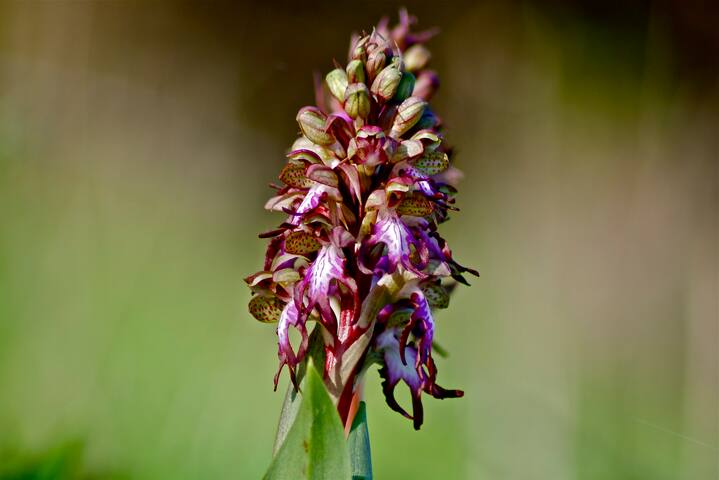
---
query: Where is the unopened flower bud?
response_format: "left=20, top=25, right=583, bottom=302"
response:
left=390, top=96, right=426, bottom=138
left=296, top=107, right=334, bottom=145
left=391, top=139, right=423, bottom=163
left=413, top=70, right=440, bottom=101
left=366, top=49, right=386, bottom=80
left=393, top=71, right=416, bottom=103
left=414, top=108, right=437, bottom=130
left=351, top=35, right=369, bottom=60
left=371, top=64, right=402, bottom=102
left=403, top=44, right=431, bottom=72
left=346, top=59, right=366, bottom=85
left=344, top=83, right=371, bottom=119
left=326, top=68, right=349, bottom=101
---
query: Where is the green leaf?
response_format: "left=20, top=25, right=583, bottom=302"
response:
left=347, top=402, right=372, bottom=480
left=264, top=361, right=351, bottom=480
left=272, top=381, right=303, bottom=457
left=272, top=325, right=327, bottom=455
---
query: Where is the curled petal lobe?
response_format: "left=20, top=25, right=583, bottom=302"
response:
left=275, top=301, right=307, bottom=389
left=375, top=329, right=424, bottom=429
left=295, top=233, right=359, bottom=334
left=288, top=183, right=341, bottom=225
left=361, top=213, right=424, bottom=276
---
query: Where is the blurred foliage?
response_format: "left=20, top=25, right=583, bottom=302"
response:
left=0, top=442, right=125, bottom=480
left=0, top=1, right=716, bottom=479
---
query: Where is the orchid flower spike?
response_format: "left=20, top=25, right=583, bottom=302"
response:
left=246, top=8, right=478, bottom=431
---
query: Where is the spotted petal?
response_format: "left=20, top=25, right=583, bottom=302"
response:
left=285, top=231, right=322, bottom=255
left=249, top=295, right=284, bottom=323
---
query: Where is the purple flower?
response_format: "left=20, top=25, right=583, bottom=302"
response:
left=375, top=324, right=463, bottom=430
left=359, top=211, right=427, bottom=276
left=294, top=227, right=358, bottom=338
left=246, top=10, right=477, bottom=430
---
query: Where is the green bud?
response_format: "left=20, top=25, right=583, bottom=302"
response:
left=344, top=83, right=371, bottom=119
left=414, top=108, right=437, bottom=130
left=390, top=96, right=427, bottom=138
left=370, top=64, right=402, bottom=102
left=403, top=44, right=431, bottom=72
left=366, top=50, right=386, bottom=80
left=346, top=59, right=365, bottom=85
left=325, top=68, right=348, bottom=101
left=393, top=72, right=416, bottom=103
left=296, top=106, right=334, bottom=145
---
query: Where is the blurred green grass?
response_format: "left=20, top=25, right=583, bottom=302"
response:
left=0, top=1, right=716, bottom=479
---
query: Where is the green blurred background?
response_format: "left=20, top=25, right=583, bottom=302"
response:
left=0, top=1, right=717, bottom=478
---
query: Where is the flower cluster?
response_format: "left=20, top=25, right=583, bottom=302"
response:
left=246, top=9, right=477, bottom=430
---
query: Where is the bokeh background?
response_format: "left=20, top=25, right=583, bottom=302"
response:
left=0, top=1, right=717, bottom=478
